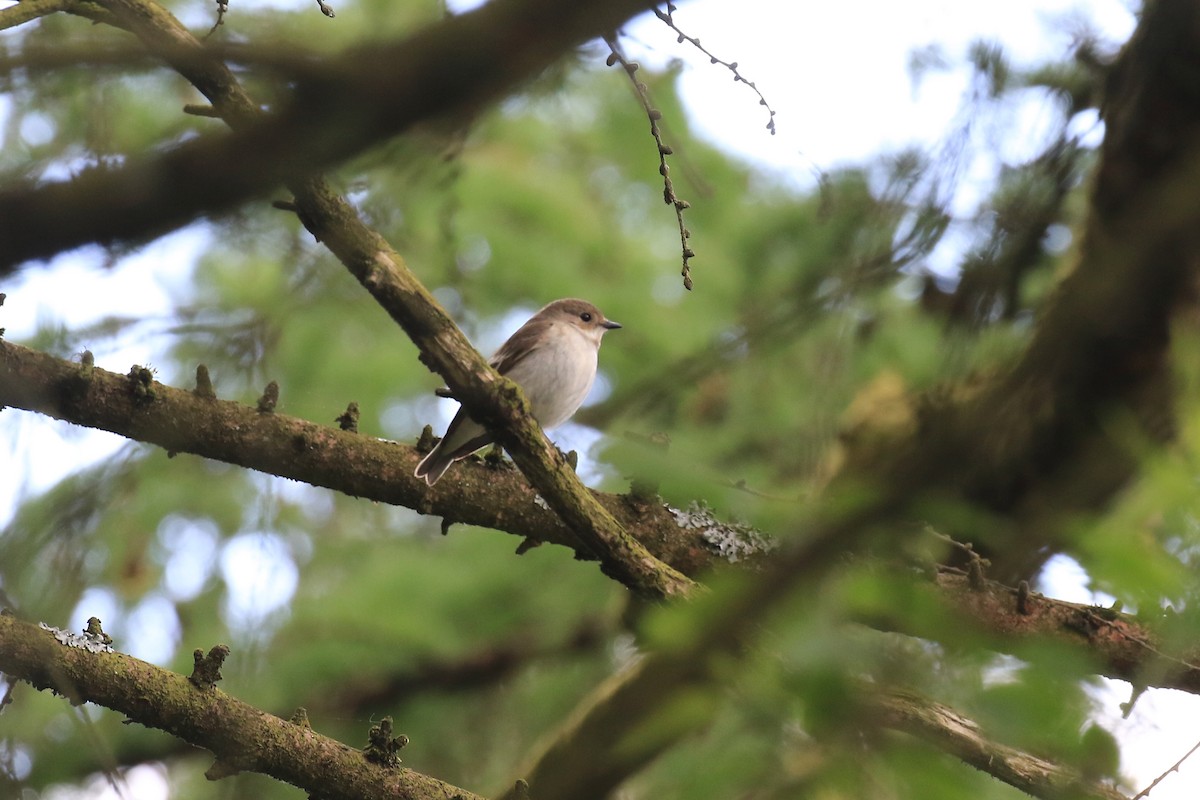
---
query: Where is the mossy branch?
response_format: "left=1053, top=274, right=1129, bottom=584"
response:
left=4, top=337, right=1199, bottom=698
left=79, top=0, right=694, bottom=601
left=0, top=0, right=662, bottom=274
left=0, top=613, right=483, bottom=800
left=0, top=339, right=723, bottom=588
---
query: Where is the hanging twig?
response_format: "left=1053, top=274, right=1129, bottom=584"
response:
left=205, top=0, right=228, bottom=39
left=653, top=2, right=777, bottom=136
left=604, top=35, right=695, bottom=290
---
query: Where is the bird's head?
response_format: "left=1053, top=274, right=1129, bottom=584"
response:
left=543, top=298, right=621, bottom=346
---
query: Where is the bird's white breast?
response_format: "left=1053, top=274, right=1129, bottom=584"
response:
left=506, top=322, right=599, bottom=430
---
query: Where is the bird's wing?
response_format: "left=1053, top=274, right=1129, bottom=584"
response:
left=434, top=407, right=494, bottom=462
left=438, top=430, right=495, bottom=464
left=426, top=321, right=545, bottom=399
left=489, top=321, right=547, bottom=376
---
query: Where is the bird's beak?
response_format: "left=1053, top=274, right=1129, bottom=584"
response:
left=602, top=320, right=622, bottom=330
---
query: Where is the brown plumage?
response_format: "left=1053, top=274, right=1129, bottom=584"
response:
left=414, top=298, right=621, bottom=485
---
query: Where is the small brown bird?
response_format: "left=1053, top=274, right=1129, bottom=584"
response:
left=414, top=298, right=621, bottom=485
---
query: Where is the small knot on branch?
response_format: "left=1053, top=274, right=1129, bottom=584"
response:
left=416, top=424, right=437, bottom=453
left=336, top=401, right=360, bottom=432
left=1016, top=580, right=1031, bottom=615
left=484, top=442, right=507, bottom=470
left=84, top=617, right=113, bottom=646
left=515, top=537, right=542, bottom=555
left=290, top=707, right=312, bottom=728
left=363, top=717, right=407, bottom=767
left=629, top=477, right=659, bottom=503
left=77, top=350, right=94, bottom=382
left=628, top=430, right=671, bottom=502
left=189, top=644, right=231, bottom=690
left=205, top=758, right=242, bottom=780
left=194, top=364, right=216, bottom=399
left=256, top=381, right=279, bottom=413
left=967, top=556, right=985, bottom=590
left=128, top=365, right=156, bottom=404
left=183, top=104, right=220, bottom=118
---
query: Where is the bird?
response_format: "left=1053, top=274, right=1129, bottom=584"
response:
left=414, top=298, right=622, bottom=486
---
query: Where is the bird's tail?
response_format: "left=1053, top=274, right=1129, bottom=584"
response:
left=414, top=445, right=455, bottom=486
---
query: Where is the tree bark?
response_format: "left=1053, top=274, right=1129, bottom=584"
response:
left=0, top=613, right=485, bottom=800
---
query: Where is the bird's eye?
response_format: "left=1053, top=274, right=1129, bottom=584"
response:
left=580, top=312, right=593, bottom=322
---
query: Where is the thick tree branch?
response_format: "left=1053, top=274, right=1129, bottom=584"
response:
left=0, top=613, right=484, bottom=800
left=8, top=335, right=1200, bottom=705
left=497, top=522, right=1134, bottom=800
left=8, top=616, right=615, bottom=785
left=0, top=339, right=736, bottom=580
left=877, top=570, right=1200, bottom=696
left=0, top=0, right=86, bottom=30
left=302, top=201, right=698, bottom=599
left=7, top=339, right=1200, bottom=698
left=872, top=689, right=1125, bottom=800
left=4, top=0, right=1199, bottom=795
left=823, top=0, right=1200, bottom=581
left=0, top=0, right=659, bottom=273
left=500, top=7, right=1200, bottom=793
left=71, top=0, right=695, bottom=600
left=1, top=603, right=1126, bottom=800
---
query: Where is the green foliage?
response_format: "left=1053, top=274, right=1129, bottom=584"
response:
left=2, top=4, right=1192, bottom=800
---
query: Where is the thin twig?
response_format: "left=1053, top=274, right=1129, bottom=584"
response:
left=653, top=2, right=776, bottom=136
left=1132, top=737, right=1200, bottom=799
left=183, top=103, right=221, bottom=117
left=604, top=35, right=695, bottom=290
left=0, top=0, right=73, bottom=32
left=205, top=0, right=227, bottom=39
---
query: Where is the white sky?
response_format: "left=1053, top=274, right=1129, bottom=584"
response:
left=626, top=0, right=1136, bottom=169
left=7, top=1, right=1199, bottom=798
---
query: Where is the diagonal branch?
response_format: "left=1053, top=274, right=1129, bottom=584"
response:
left=0, top=613, right=485, bottom=800
left=288, top=184, right=697, bottom=599
left=0, top=338, right=730, bottom=582
left=876, top=569, right=1200, bottom=696
left=6, top=338, right=1200, bottom=697
left=1132, top=738, right=1200, bottom=800
left=496, top=8, right=1200, bottom=792
left=8, top=606, right=1124, bottom=800
left=872, top=689, right=1126, bottom=800
left=0, top=0, right=89, bottom=30
left=69, top=0, right=695, bottom=599
left=5, top=0, right=1200, bottom=794
left=0, top=0, right=659, bottom=273
left=495, top=500, right=1131, bottom=800
left=822, top=0, right=1200, bottom=582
